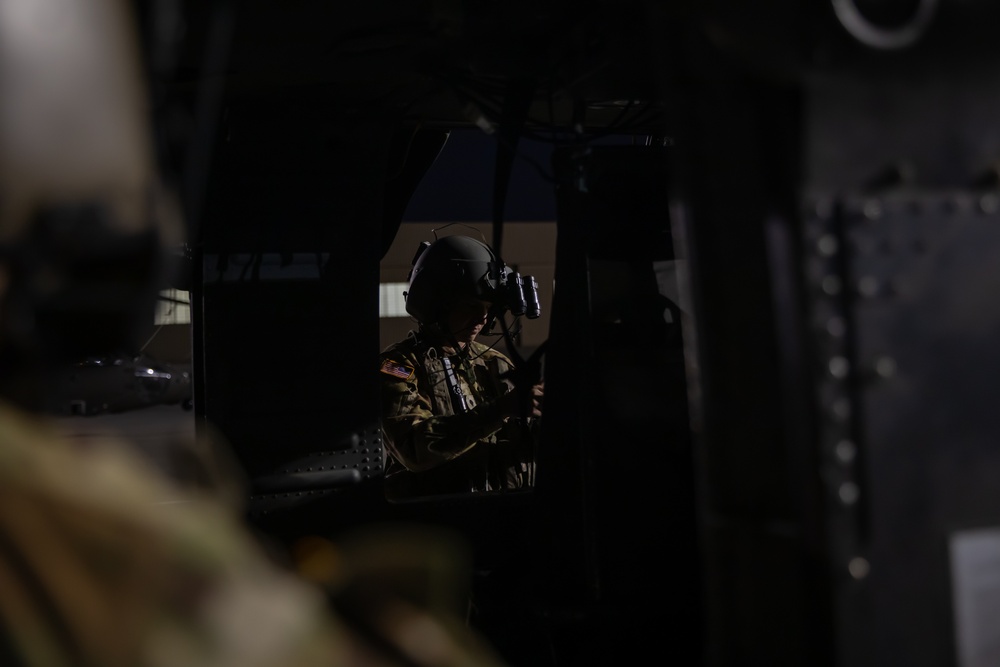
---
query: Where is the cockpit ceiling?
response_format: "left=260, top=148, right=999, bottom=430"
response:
left=163, top=0, right=683, bottom=134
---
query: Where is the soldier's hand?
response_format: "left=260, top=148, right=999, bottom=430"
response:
left=500, top=381, right=543, bottom=419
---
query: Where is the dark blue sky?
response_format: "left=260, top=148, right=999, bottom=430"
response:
left=403, top=128, right=558, bottom=222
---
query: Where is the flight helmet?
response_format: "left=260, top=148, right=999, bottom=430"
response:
left=405, top=235, right=506, bottom=326
left=404, top=234, right=542, bottom=328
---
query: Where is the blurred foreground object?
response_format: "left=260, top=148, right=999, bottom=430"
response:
left=0, top=402, right=347, bottom=667
left=0, top=1, right=509, bottom=665
left=0, top=0, right=181, bottom=411
left=294, top=525, right=508, bottom=667
left=0, top=401, right=507, bottom=666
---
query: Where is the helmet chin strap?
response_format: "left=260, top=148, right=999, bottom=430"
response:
left=482, top=305, right=502, bottom=335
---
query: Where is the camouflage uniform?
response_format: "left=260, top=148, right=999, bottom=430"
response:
left=379, top=331, right=537, bottom=499
left=0, top=401, right=507, bottom=667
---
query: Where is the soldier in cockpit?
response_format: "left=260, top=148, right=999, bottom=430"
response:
left=379, top=234, right=544, bottom=500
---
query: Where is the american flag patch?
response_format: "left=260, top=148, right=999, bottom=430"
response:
left=380, top=358, right=414, bottom=380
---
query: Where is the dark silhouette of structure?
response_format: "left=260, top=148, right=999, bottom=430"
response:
left=139, top=2, right=1000, bottom=665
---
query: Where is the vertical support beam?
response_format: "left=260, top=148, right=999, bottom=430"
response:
left=678, top=2, right=1000, bottom=665
left=536, top=144, right=700, bottom=664
left=192, top=97, right=391, bottom=479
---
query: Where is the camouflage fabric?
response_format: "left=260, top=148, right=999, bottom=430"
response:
left=379, top=331, right=537, bottom=499
left=0, top=401, right=507, bottom=667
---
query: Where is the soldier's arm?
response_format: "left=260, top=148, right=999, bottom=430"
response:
left=379, top=368, right=510, bottom=472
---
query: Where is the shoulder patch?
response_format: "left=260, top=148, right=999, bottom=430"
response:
left=380, top=358, right=414, bottom=380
